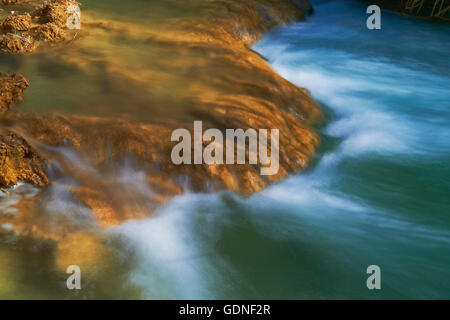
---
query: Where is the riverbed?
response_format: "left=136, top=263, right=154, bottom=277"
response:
left=1, top=0, right=449, bottom=299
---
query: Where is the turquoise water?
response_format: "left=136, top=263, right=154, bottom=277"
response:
left=250, top=0, right=450, bottom=298
left=112, top=0, right=450, bottom=299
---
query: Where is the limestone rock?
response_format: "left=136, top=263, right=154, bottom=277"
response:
left=0, top=0, right=320, bottom=228
left=36, top=0, right=80, bottom=28
left=0, top=0, right=81, bottom=54
left=0, top=130, right=49, bottom=188
left=35, top=22, right=66, bottom=41
left=0, top=32, right=39, bottom=54
left=0, top=73, right=29, bottom=112
left=2, top=13, right=32, bottom=32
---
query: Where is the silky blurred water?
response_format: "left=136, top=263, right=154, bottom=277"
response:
left=113, top=0, right=450, bottom=299
left=1, top=0, right=449, bottom=299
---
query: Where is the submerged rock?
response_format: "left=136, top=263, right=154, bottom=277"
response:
left=35, top=0, right=80, bottom=27
left=1, top=0, right=320, bottom=232
left=0, top=73, right=47, bottom=189
left=0, top=0, right=322, bottom=273
left=0, top=32, right=38, bottom=54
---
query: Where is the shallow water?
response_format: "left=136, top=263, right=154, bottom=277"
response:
left=115, top=0, right=450, bottom=299
left=1, top=0, right=450, bottom=299
left=0, top=0, right=230, bottom=123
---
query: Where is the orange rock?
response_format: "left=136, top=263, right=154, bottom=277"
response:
left=0, top=130, right=49, bottom=188
left=0, top=32, right=38, bottom=54
left=0, top=73, right=29, bottom=112
left=1, top=0, right=321, bottom=230
left=35, top=22, right=66, bottom=42
left=2, top=13, right=32, bottom=32
left=0, top=0, right=324, bottom=274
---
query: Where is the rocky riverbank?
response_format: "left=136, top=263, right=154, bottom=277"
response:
left=0, top=0, right=322, bottom=256
left=0, top=0, right=80, bottom=53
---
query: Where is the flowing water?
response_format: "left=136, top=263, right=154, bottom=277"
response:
left=1, top=0, right=450, bottom=299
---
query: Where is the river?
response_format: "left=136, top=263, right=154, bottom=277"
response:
left=1, top=0, right=449, bottom=299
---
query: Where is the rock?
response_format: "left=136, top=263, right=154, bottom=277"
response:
left=0, top=0, right=321, bottom=272
left=0, top=0, right=81, bottom=54
left=55, top=232, right=107, bottom=271
left=36, top=0, right=80, bottom=28
left=2, top=13, right=32, bottom=32
left=35, top=22, right=66, bottom=41
left=0, top=32, right=39, bottom=54
left=0, top=0, right=320, bottom=228
left=0, top=130, right=49, bottom=188
left=0, top=73, right=29, bottom=112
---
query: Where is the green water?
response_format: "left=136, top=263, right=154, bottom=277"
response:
left=1, top=0, right=450, bottom=299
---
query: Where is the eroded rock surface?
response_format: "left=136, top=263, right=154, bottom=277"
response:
left=1, top=0, right=321, bottom=242
left=2, top=13, right=32, bottom=32
left=0, top=73, right=29, bottom=112
left=0, top=130, right=49, bottom=188
left=0, top=0, right=79, bottom=53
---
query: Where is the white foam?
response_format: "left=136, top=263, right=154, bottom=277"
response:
left=0, top=183, right=40, bottom=215
left=112, top=194, right=226, bottom=299
left=0, top=223, right=14, bottom=231
left=257, top=43, right=450, bottom=158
